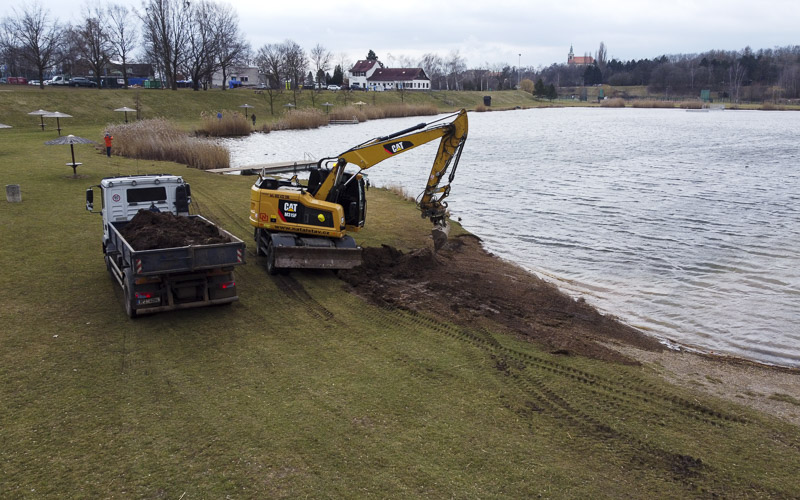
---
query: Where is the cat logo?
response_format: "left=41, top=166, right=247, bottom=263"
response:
left=384, top=141, right=413, bottom=155
left=285, top=203, right=298, bottom=212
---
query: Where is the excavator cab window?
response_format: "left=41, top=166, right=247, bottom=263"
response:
left=307, top=168, right=329, bottom=196
left=340, top=173, right=366, bottom=227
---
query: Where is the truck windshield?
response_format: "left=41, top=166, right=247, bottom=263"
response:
left=127, top=187, right=167, bottom=204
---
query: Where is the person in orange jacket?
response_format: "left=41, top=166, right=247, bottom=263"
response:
left=104, top=133, right=113, bottom=157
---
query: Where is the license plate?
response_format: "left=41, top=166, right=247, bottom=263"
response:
left=137, top=297, right=160, bottom=306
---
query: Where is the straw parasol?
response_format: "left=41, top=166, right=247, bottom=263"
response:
left=239, top=104, right=253, bottom=120
left=45, top=134, right=96, bottom=176
left=114, top=106, right=136, bottom=123
left=28, top=109, right=52, bottom=131
left=43, top=111, right=73, bottom=136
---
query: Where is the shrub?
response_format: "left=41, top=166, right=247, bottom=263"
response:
left=106, top=118, right=230, bottom=170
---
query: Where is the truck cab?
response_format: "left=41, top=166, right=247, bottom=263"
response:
left=87, top=174, right=191, bottom=246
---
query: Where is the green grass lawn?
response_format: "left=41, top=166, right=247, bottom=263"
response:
left=1, top=96, right=800, bottom=498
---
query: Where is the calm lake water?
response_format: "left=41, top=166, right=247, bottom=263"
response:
left=222, top=107, right=800, bottom=367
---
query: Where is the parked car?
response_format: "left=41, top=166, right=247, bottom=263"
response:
left=28, top=79, right=41, bottom=86
left=326, top=84, right=341, bottom=91
left=70, top=77, right=98, bottom=88
left=48, top=75, right=69, bottom=85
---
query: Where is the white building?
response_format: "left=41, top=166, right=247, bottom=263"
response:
left=347, top=60, right=430, bottom=91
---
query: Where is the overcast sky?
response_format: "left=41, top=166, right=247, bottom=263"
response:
left=5, top=0, right=799, bottom=69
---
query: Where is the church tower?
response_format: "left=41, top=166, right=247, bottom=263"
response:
left=568, top=44, right=575, bottom=65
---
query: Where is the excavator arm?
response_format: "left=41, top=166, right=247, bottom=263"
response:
left=314, top=108, right=468, bottom=227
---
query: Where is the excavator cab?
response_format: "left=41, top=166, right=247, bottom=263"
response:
left=308, top=168, right=366, bottom=229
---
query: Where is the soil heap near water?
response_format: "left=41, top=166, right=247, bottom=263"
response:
left=339, top=234, right=665, bottom=365
left=121, top=210, right=228, bottom=250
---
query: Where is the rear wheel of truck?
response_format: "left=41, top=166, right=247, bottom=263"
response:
left=123, top=280, right=137, bottom=318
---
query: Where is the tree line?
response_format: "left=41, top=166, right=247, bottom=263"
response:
left=3, top=3, right=800, bottom=102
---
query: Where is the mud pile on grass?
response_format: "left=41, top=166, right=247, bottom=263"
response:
left=339, top=234, right=665, bottom=364
left=121, top=211, right=228, bottom=250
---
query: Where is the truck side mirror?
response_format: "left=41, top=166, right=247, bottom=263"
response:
left=86, top=188, right=94, bottom=212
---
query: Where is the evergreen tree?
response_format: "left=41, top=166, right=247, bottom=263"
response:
left=546, top=84, right=558, bottom=100
left=366, top=50, right=378, bottom=61
left=533, top=78, right=546, bottom=97
left=332, top=65, right=344, bottom=85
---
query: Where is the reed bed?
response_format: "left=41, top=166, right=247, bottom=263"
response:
left=760, top=102, right=787, bottom=111
left=195, top=111, right=252, bottom=137
left=678, top=101, right=705, bottom=109
left=631, top=100, right=676, bottom=108
left=600, top=98, right=626, bottom=108
left=361, top=103, right=439, bottom=119
left=106, top=118, right=230, bottom=170
left=329, top=106, right=368, bottom=122
left=265, top=108, right=330, bottom=131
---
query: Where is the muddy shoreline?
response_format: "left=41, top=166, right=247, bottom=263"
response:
left=339, top=234, right=800, bottom=425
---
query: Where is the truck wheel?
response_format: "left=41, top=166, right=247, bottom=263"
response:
left=265, top=240, right=278, bottom=275
left=123, top=281, right=138, bottom=318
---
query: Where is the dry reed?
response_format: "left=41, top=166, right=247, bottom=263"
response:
left=329, top=106, right=368, bottom=122
left=631, top=100, right=676, bottom=108
left=760, top=102, right=787, bottom=111
left=600, top=98, right=626, bottom=108
left=195, top=111, right=252, bottom=137
left=678, top=101, right=705, bottom=109
left=106, top=118, right=230, bottom=170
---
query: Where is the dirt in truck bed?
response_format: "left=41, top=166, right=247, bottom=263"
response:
left=121, top=210, right=229, bottom=250
left=339, top=234, right=665, bottom=365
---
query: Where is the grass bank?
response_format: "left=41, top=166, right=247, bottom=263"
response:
left=1, top=109, right=800, bottom=497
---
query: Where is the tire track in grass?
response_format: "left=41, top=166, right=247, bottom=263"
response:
left=355, top=301, right=774, bottom=497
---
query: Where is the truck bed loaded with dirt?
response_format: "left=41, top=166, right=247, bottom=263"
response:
left=86, top=174, right=245, bottom=317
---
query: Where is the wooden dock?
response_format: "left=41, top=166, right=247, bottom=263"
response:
left=206, top=160, right=318, bottom=175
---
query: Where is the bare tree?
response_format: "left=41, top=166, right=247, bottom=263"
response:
left=141, top=0, right=192, bottom=90
left=729, top=57, right=747, bottom=103
left=1, top=3, right=63, bottom=88
left=596, top=41, right=607, bottom=71
left=445, top=50, right=465, bottom=90
left=419, top=53, right=443, bottom=90
left=72, top=5, right=111, bottom=87
left=255, top=43, right=284, bottom=114
left=107, top=4, right=137, bottom=88
left=183, top=0, right=217, bottom=90
left=310, top=43, right=332, bottom=90
left=214, top=2, right=248, bottom=91
left=281, top=39, right=307, bottom=105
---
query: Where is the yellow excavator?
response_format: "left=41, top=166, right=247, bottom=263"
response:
left=249, top=108, right=468, bottom=274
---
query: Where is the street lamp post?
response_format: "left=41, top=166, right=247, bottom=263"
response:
left=518, top=53, right=521, bottom=88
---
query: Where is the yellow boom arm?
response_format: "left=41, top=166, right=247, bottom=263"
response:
left=315, top=109, right=468, bottom=225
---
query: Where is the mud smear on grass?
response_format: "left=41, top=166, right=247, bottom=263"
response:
left=339, top=234, right=665, bottom=365
left=121, top=211, right=228, bottom=250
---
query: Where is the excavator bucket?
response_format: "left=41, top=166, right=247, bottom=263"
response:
left=431, top=222, right=450, bottom=251
left=273, top=245, right=363, bottom=270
